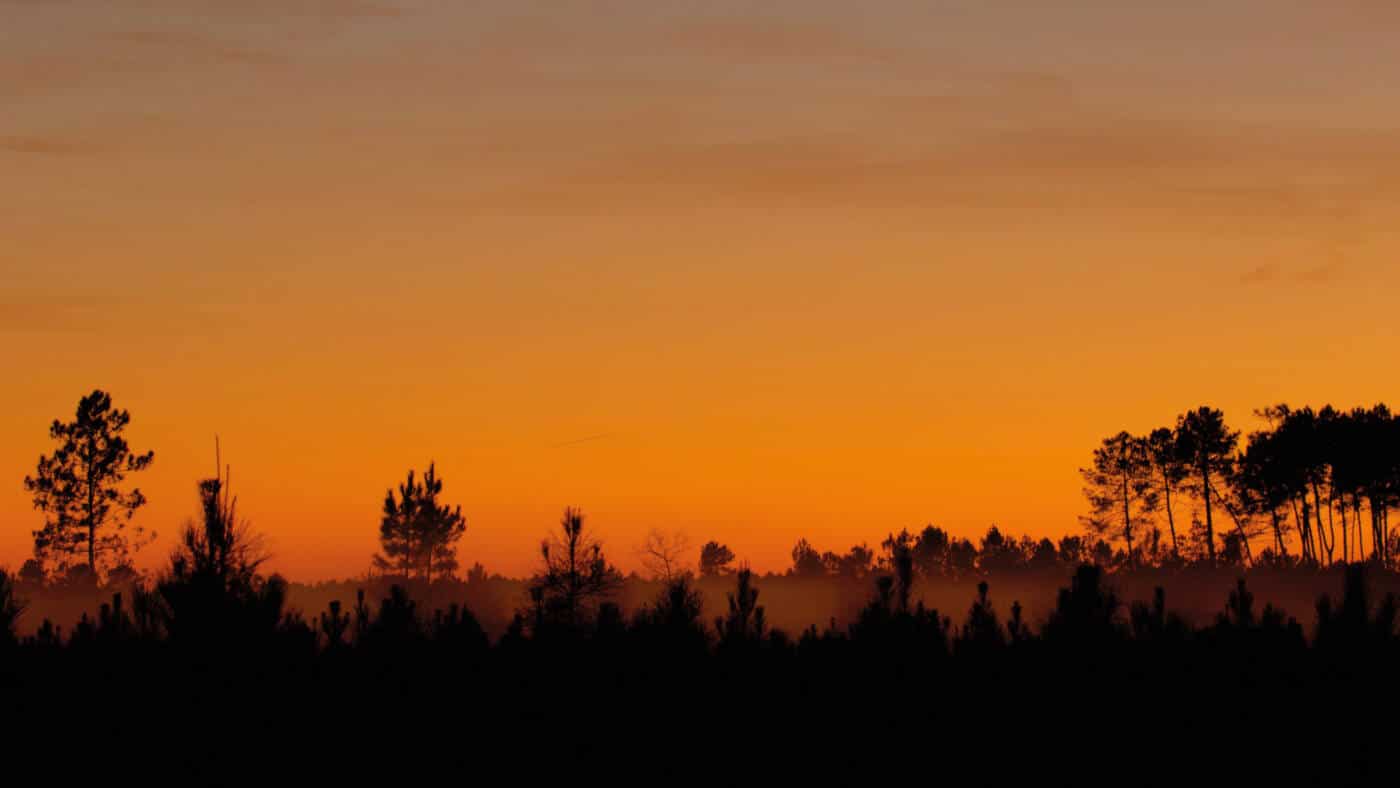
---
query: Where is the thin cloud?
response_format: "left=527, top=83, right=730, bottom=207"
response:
left=1239, top=262, right=1347, bottom=286
left=551, top=433, right=618, bottom=449
left=1239, top=264, right=1281, bottom=284
left=1299, top=262, right=1346, bottom=283
left=666, top=18, right=893, bottom=62
left=0, top=135, right=96, bottom=156
left=104, top=30, right=282, bottom=66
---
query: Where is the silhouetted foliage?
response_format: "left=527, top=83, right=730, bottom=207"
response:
left=526, top=507, right=622, bottom=632
left=373, top=463, right=466, bottom=583
left=1080, top=431, right=1158, bottom=567
left=1043, top=565, right=1124, bottom=645
left=715, top=567, right=766, bottom=648
left=698, top=540, right=736, bottom=577
left=0, top=570, right=23, bottom=649
left=789, top=537, right=824, bottom=577
left=12, top=394, right=1400, bottom=786
left=1175, top=406, right=1241, bottom=565
left=154, top=454, right=293, bottom=645
left=24, top=390, right=154, bottom=577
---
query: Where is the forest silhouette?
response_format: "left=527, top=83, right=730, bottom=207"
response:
left=6, top=389, right=1400, bottom=784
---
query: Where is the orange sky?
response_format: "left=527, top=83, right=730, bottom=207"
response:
left=4, top=1, right=1400, bottom=579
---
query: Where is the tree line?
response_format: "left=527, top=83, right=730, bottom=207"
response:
left=15, top=392, right=1400, bottom=597
left=1081, top=404, right=1400, bottom=569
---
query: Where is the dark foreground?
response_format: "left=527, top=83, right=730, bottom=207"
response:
left=2, top=565, right=1395, bottom=787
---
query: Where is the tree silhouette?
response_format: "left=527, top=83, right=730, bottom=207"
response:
left=1043, top=564, right=1123, bottom=645
left=637, top=528, right=691, bottom=581
left=1265, top=405, right=1337, bottom=562
left=888, top=536, right=915, bottom=612
left=0, top=570, right=23, bottom=649
left=1174, top=407, right=1239, bottom=565
left=16, top=559, right=45, bottom=591
left=373, top=464, right=466, bottom=584
left=1146, top=427, right=1187, bottom=559
left=822, top=543, right=875, bottom=578
left=1080, top=432, right=1158, bottom=568
left=176, top=450, right=266, bottom=585
left=24, top=390, right=155, bottom=577
left=905, top=525, right=951, bottom=577
left=319, top=599, right=351, bottom=649
left=154, top=448, right=293, bottom=644
left=633, top=576, right=706, bottom=650
left=527, top=507, right=622, bottom=631
left=978, top=525, right=1025, bottom=574
left=1339, top=405, right=1398, bottom=564
left=958, top=581, right=1005, bottom=653
left=790, top=538, right=825, bottom=578
left=715, top=566, right=765, bottom=646
left=1235, top=425, right=1297, bottom=561
left=698, top=540, right=736, bottom=577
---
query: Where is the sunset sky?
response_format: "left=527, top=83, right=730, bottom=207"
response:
left=4, top=1, right=1400, bottom=579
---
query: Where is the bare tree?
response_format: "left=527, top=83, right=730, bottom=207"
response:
left=637, top=528, right=692, bottom=581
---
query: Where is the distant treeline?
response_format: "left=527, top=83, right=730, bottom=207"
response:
left=15, top=392, right=1400, bottom=598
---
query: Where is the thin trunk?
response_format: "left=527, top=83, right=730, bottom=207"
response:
left=1353, top=498, right=1365, bottom=562
left=87, top=483, right=97, bottom=571
left=1122, top=472, right=1135, bottom=569
left=1339, top=499, right=1349, bottom=563
left=1290, top=499, right=1307, bottom=562
left=1202, top=464, right=1215, bottom=565
left=1162, top=469, right=1180, bottom=558
left=1211, top=483, right=1253, bottom=565
left=1377, top=506, right=1388, bottom=568
left=1370, top=497, right=1384, bottom=563
left=1313, top=481, right=1333, bottom=564
left=86, top=436, right=98, bottom=572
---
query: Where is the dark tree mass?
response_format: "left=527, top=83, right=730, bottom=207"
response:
left=5, top=391, right=1400, bottom=785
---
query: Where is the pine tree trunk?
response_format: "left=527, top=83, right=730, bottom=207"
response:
left=1201, top=464, right=1215, bottom=565
left=1122, top=473, right=1134, bottom=569
left=1163, top=471, right=1180, bottom=558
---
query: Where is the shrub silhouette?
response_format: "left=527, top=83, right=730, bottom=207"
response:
left=1043, top=564, right=1124, bottom=645
left=715, top=567, right=766, bottom=649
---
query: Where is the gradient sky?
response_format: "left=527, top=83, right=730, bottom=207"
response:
left=4, top=0, right=1400, bottom=579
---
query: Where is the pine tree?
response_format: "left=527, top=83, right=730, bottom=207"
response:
left=1080, top=432, right=1158, bottom=568
left=24, top=390, right=155, bottom=576
left=373, top=464, right=466, bottom=583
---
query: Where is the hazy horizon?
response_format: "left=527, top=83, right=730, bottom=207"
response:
left=5, top=1, right=1400, bottom=579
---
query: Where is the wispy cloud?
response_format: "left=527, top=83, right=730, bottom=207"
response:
left=551, top=433, right=618, bottom=449
left=1240, top=262, right=1347, bottom=286
left=666, top=18, right=892, bottom=62
left=104, top=30, right=282, bottom=66
left=1299, top=262, right=1346, bottom=283
left=1239, top=264, right=1281, bottom=284
left=0, top=135, right=97, bottom=155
